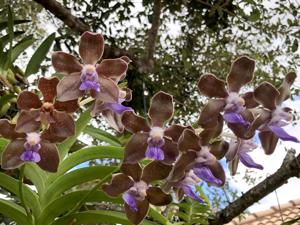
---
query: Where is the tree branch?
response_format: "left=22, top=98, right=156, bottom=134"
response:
left=33, top=0, right=90, bottom=33
left=208, top=149, right=300, bottom=225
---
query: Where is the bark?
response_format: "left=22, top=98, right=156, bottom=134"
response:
left=208, top=149, right=300, bottom=225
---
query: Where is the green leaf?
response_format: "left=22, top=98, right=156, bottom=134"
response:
left=248, top=8, right=260, bottom=22
left=42, top=166, right=117, bottom=204
left=51, top=210, right=158, bottom=225
left=0, top=172, right=41, bottom=218
left=57, top=109, right=92, bottom=159
left=0, top=199, right=31, bottom=225
left=0, top=31, right=25, bottom=47
left=36, top=190, right=122, bottom=225
left=24, top=164, right=46, bottom=196
left=47, top=146, right=123, bottom=184
left=0, top=19, right=30, bottom=31
left=24, top=32, right=55, bottom=77
left=10, top=35, right=35, bottom=63
left=84, top=125, right=122, bottom=146
left=291, top=39, right=298, bottom=52
left=282, top=216, right=300, bottom=225
left=0, top=138, right=9, bottom=152
left=149, top=206, right=169, bottom=224
left=0, top=93, right=16, bottom=110
left=3, top=6, right=14, bottom=70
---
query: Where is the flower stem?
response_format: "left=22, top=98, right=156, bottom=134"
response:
left=19, top=165, right=33, bottom=223
left=79, top=97, right=94, bottom=106
left=64, top=165, right=120, bottom=217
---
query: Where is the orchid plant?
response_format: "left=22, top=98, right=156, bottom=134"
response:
left=0, top=31, right=299, bottom=225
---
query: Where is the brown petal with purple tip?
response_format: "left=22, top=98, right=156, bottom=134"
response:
left=228, top=157, right=239, bottom=176
left=142, top=161, right=172, bottom=183
left=207, top=161, right=226, bottom=186
left=168, top=150, right=197, bottom=182
left=210, top=141, right=229, bottom=160
left=147, top=187, right=172, bottom=206
left=242, top=91, right=259, bottom=108
left=259, top=131, right=279, bottom=155
left=79, top=32, right=104, bottom=65
left=122, top=111, right=150, bottom=133
left=121, top=163, right=142, bottom=182
left=1, top=139, right=25, bottom=170
left=198, top=74, right=228, bottom=98
left=125, top=199, right=149, bottom=225
left=97, top=58, right=128, bottom=79
left=91, top=77, right=119, bottom=103
left=38, top=77, right=59, bottom=103
left=17, top=91, right=42, bottom=110
left=148, top=91, right=174, bottom=127
left=226, top=56, right=255, bottom=93
left=178, top=129, right=200, bottom=152
left=37, top=142, right=59, bottom=172
left=0, top=119, right=25, bottom=140
left=54, top=99, right=79, bottom=113
left=254, top=82, right=280, bottom=110
left=198, top=99, right=226, bottom=128
left=123, top=133, right=149, bottom=164
left=227, top=109, right=254, bottom=139
left=161, top=138, right=179, bottom=165
left=102, top=173, right=134, bottom=197
left=49, top=111, right=75, bottom=138
left=164, top=125, right=192, bottom=142
left=56, top=73, right=83, bottom=102
left=15, top=110, right=41, bottom=133
left=52, top=52, right=82, bottom=74
left=277, top=72, right=297, bottom=105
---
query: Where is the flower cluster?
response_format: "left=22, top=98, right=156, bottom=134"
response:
left=0, top=31, right=298, bottom=225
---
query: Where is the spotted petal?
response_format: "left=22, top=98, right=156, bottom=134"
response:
left=226, top=56, right=255, bottom=93
left=148, top=91, right=174, bottom=127
left=1, top=139, right=25, bottom=170
left=147, top=187, right=172, bottom=206
left=37, top=142, right=59, bottom=172
left=17, top=91, right=42, bottom=110
left=102, top=173, right=134, bottom=197
left=54, top=99, right=79, bottom=113
left=124, top=133, right=148, bottom=164
left=38, top=77, right=59, bottom=102
left=254, top=82, right=280, bottom=110
left=79, top=32, right=104, bottom=65
left=56, top=73, right=83, bottom=101
left=198, top=74, right=228, bottom=98
left=52, top=51, right=82, bottom=74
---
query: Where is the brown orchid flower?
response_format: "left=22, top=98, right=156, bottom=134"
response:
left=246, top=72, right=299, bottom=155
left=102, top=162, right=172, bottom=225
left=15, top=77, right=78, bottom=138
left=166, top=127, right=227, bottom=188
left=52, top=31, right=129, bottom=103
left=0, top=119, right=62, bottom=172
left=121, top=91, right=180, bottom=164
left=197, top=56, right=257, bottom=138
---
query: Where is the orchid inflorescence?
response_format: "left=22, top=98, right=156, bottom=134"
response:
left=0, top=31, right=298, bottom=225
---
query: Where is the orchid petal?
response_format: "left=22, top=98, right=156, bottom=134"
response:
left=124, top=199, right=149, bottom=225
left=147, top=187, right=172, bottom=206
left=240, top=152, right=263, bottom=170
left=259, top=131, right=279, bottom=155
left=193, top=166, right=222, bottom=186
left=38, top=77, right=59, bottom=102
left=254, top=82, right=280, bottom=110
left=17, top=91, right=42, bottom=110
left=123, top=192, right=138, bottom=211
left=181, top=184, right=204, bottom=203
left=124, top=133, right=148, bottom=164
left=97, top=58, right=128, bottom=79
left=269, top=125, right=299, bottom=142
left=1, top=139, right=25, bottom=170
left=198, top=74, right=228, bottom=98
left=56, top=73, right=83, bottom=101
left=102, top=173, right=134, bottom=197
left=52, top=51, right=82, bottom=74
left=79, top=32, right=104, bottom=65
left=142, top=161, right=172, bottom=183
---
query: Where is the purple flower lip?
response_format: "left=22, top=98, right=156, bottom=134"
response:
left=123, top=192, right=138, bottom=211
left=268, top=125, right=299, bottom=143
left=223, top=112, right=249, bottom=126
left=21, top=133, right=42, bottom=162
left=193, top=166, right=222, bottom=186
left=123, top=180, right=148, bottom=211
left=80, top=65, right=100, bottom=92
left=145, top=138, right=165, bottom=161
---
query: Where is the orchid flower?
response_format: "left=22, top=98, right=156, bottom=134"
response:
left=91, top=87, right=134, bottom=132
left=0, top=120, right=62, bottom=172
left=52, top=31, right=129, bottom=103
left=226, top=138, right=263, bottom=175
left=15, top=77, right=78, bottom=138
left=197, top=56, right=257, bottom=138
left=121, top=91, right=179, bottom=164
left=166, top=129, right=226, bottom=188
left=102, top=162, right=172, bottom=225
left=247, top=72, right=299, bottom=154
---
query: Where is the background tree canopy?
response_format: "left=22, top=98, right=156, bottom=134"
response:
left=1, top=0, right=299, bottom=122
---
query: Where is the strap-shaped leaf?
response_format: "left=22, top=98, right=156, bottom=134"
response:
left=42, top=166, right=117, bottom=204
left=24, top=164, right=46, bottom=196
left=83, top=125, right=122, bottom=146
left=36, top=190, right=122, bottom=225
left=0, top=199, right=31, bottom=225
left=0, top=172, right=41, bottom=218
left=51, top=210, right=158, bottom=225
left=0, top=19, right=30, bottom=31
left=24, top=32, right=55, bottom=77
left=10, top=35, right=35, bottom=63
left=47, top=146, right=123, bottom=184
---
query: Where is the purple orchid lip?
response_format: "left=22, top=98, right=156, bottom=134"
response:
left=80, top=65, right=101, bottom=92
left=268, top=125, right=300, bottom=143
left=223, top=112, right=249, bottom=126
left=102, top=103, right=134, bottom=115
left=181, top=184, right=205, bottom=203
left=239, top=152, right=263, bottom=170
left=123, top=192, right=138, bottom=211
left=21, top=133, right=42, bottom=162
left=145, top=138, right=165, bottom=161
left=193, top=166, right=222, bottom=186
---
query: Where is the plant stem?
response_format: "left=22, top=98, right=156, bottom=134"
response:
left=19, top=165, right=33, bottom=223
left=64, top=166, right=120, bottom=217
